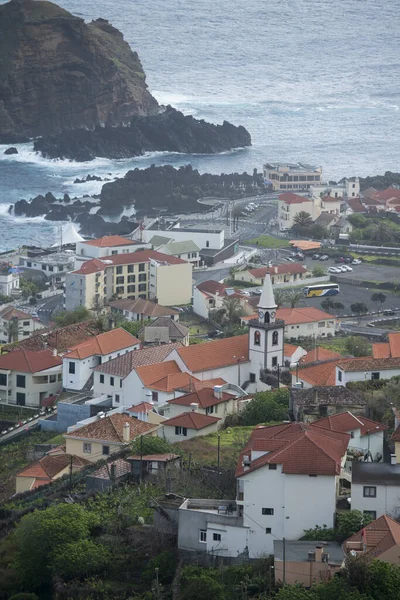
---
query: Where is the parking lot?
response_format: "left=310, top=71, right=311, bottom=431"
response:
left=305, top=255, right=400, bottom=284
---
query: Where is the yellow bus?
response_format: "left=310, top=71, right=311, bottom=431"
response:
left=302, top=283, right=340, bottom=298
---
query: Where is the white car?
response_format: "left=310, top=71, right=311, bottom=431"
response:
left=338, top=265, right=348, bottom=272
left=342, top=265, right=353, bottom=272
left=352, top=259, right=362, bottom=265
left=328, top=266, right=340, bottom=273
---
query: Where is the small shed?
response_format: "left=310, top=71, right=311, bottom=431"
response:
left=127, top=453, right=181, bottom=480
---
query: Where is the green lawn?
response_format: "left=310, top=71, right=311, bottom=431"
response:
left=244, top=235, right=290, bottom=249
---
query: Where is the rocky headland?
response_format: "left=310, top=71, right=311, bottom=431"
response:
left=0, top=0, right=251, bottom=160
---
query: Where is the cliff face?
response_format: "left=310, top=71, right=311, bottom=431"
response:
left=0, top=0, right=159, bottom=139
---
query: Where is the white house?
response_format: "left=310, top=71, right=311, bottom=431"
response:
left=312, top=412, right=387, bottom=462
left=143, top=225, right=224, bottom=251
left=75, top=235, right=148, bottom=267
left=63, top=328, right=140, bottom=391
left=310, top=178, right=360, bottom=201
left=336, top=357, right=400, bottom=386
left=350, top=461, right=400, bottom=521
left=0, top=306, right=43, bottom=344
left=0, top=348, right=62, bottom=407
left=0, top=268, right=19, bottom=296
left=158, top=411, right=221, bottom=443
left=166, top=385, right=239, bottom=419
left=109, top=298, right=179, bottom=322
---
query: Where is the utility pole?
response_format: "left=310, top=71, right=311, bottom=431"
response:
left=282, top=537, right=286, bottom=585
left=217, top=435, right=221, bottom=474
left=139, top=435, right=143, bottom=483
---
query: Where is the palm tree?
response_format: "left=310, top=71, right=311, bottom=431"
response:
left=274, top=289, right=286, bottom=309
left=370, top=221, right=393, bottom=242
left=293, top=211, right=313, bottom=228
left=221, top=297, right=244, bottom=324
left=3, top=317, right=22, bottom=343
left=284, top=290, right=304, bottom=308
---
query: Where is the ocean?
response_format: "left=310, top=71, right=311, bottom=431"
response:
left=0, top=0, right=399, bottom=250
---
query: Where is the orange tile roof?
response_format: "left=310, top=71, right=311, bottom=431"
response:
left=0, top=305, right=32, bottom=321
left=176, top=377, right=227, bottom=393
left=249, top=264, right=307, bottom=278
left=321, top=195, right=340, bottom=202
left=73, top=258, right=106, bottom=275
left=73, top=250, right=187, bottom=275
left=279, top=192, right=310, bottom=204
left=136, top=360, right=182, bottom=387
left=64, top=413, right=157, bottom=443
left=388, top=332, right=400, bottom=358
left=17, top=453, right=89, bottom=480
left=337, top=356, right=400, bottom=372
left=372, top=342, right=391, bottom=359
left=150, top=371, right=201, bottom=392
left=127, top=402, right=156, bottom=413
left=64, top=328, right=140, bottom=360
left=344, top=515, right=400, bottom=558
left=313, top=411, right=387, bottom=436
left=300, top=347, right=341, bottom=364
left=277, top=307, right=335, bottom=325
left=94, top=342, right=182, bottom=378
left=162, top=411, right=221, bottom=430
left=0, top=348, right=62, bottom=373
left=284, top=343, right=301, bottom=357
left=236, top=422, right=349, bottom=477
left=177, top=335, right=249, bottom=373
left=374, top=187, right=400, bottom=202
left=291, top=361, right=337, bottom=386
left=109, top=298, right=178, bottom=318
left=289, top=240, right=321, bottom=251
left=168, top=388, right=235, bottom=409
left=84, top=235, right=137, bottom=247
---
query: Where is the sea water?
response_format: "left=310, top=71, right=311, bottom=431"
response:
left=0, top=0, right=399, bottom=250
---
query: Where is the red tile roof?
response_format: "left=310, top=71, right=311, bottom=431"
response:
left=249, top=263, right=307, bottom=278
left=372, top=342, right=391, bottom=359
left=93, top=342, right=182, bottom=378
left=168, top=388, right=235, bottom=409
left=177, top=335, right=249, bottom=373
left=89, top=458, right=132, bottom=480
left=4, top=320, right=103, bottom=353
left=279, top=192, right=310, bottom=204
left=17, top=453, right=89, bottom=480
left=236, top=422, right=350, bottom=477
left=344, top=515, right=400, bottom=558
left=197, top=280, right=229, bottom=296
left=0, top=305, right=32, bottom=321
left=291, top=361, right=337, bottom=386
left=136, top=360, right=182, bottom=387
left=162, top=411, right=220, bottom=430
left=64, top=413, right=157, bottom=443
left=109, top=298, right=178, bottom=318
left=374, top=187, right=400, bottom=202
left=347, top=198, right=365, bottom=213
left=321, top=195, right=341, bottom=202
left=127, top=402, right=156, bottom=413
left=277, top=307, right=335, bottom=325
left=83, top=235, right=137, bottom=247
left=176, top=377, right=227, bottom=393
left=149, top=371, right=201, bottom=392
left=313, top=411, right=387, bottom=436
left=300, top=347, right=341, bottom=364
left=73, top=258, right=106, bottom=275
left=0, top=348, right=62, bottom=373
left=388, top=332, right=400, bottom=358
left=336, top=356, right=400, bottom=372
left=73, top=250, right=187, bottom=275
left=64, top=328, right=140, bottom=360
left=284, top=343, right=301, bottom=357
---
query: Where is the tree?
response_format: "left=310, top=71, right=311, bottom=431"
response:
left=51, top=539, right=110, bottom=581
left=344, top=336, right=372, bottom=357
left=284, top=290, right=304, bottom=308
left=293, top=211, right=313, bottom=227
left=350, top=302, right=369, bottom=320
left=13, top=503, right=97, bottom=589
left=312, top=266, right=326, bottom=277
left=2, top=317, right=22, bottom=343
left=321, top=298, right=336, bottom=312
left=336, top=510, right=373, bottom=542
left=130, top=435, right=178, bottom=456
left=19, top=279, right=39, bottom=301
left=221, top=296, right=244, bottom=324
left=333, top=301, right=345, bottom=313
left=274, top=289, right=286, bottom=308
left=54, top=306, right=91, bottom=327
left=240, top=390, right=289, bottom=425
left=371, top=292, right=387, bottom=314
left=369, top=220, right=393, bottom=242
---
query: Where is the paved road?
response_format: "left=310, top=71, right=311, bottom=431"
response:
left=37, top=293, right=64, bottom=324
left=193, top=267, right=231, bottom=284
left=340, top=323, right=390, bottom=337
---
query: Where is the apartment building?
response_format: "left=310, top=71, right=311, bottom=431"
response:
left=310, top=178, right=360, bottom=200
left=19, top=251, right=75, bottom=285
left=75, top=235, right=148, bottom=267
left=65, top=250, right=192, bottom=311
left=263, top=162, right=322, bottom=192
left=278, top=192, right=318, bottom=230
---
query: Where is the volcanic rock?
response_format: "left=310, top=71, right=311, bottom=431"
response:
left=4, top=147, right=18, bottom=155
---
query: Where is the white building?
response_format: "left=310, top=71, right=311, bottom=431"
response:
left=310, top=178, right=360, bottom=201
left=62, top=328, right=140, bottom=391
left=143, top=225, right=224, bottom=252
left=242, top=306, right=337, bottom=340
left=19, top=251, right=75, bottom=285
left=350, top=461, right=400, bottom=521
left=278, top=193, right=318, bottom=231
left=193, top=280, right=255, bottom=320
left=158, top=411, right=221, bottom=443
left=109, top=298, right=179, bottom=323
left=75, top=235, right=148, bottom=267
left=0, top=269, right=19, bottom=297
left=263, top=163, right=322, bottom=192
left=0, top=306, right=43, bottom=344
left=336, top=357, right=400, bottom=386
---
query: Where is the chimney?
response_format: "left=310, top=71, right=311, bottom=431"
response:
left=315, top=545, right=323, bottom=562
left=214, top=385, right=223, bottom=400
left=190, top=402, right=199, bottom=412
left=391, top=454, right=397, bottom=465
left=52, top=348, right=58, bottom=357
left=123, top=422, right=130, bottom=443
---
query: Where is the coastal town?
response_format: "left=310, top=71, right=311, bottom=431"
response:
left=0, top=161, right=400, bottom=598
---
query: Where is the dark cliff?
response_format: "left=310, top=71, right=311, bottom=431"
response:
left=0, top=0, right=159, bottom=139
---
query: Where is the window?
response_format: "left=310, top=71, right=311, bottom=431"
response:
left=309, top=474, right=318, bottom=477
left=23, top=321, right=30, bottom=326
left=213, top=533, right=221, bottom=542
left=254, top=330, right=261, bottom=346
left=0, top=373, right=7, bottom=386
left=127, top=264, right=134, bottom=273
left=100, top=374, right=104, bottom=384
left=83, top=443, right=92, bottom=454
left=249, top=373, right=256, bottom=383
left=338, top=370, right=342, bottom=382
left=138, top=284, right=146, bottom=292
left=27, top=261, right=31, bottom=267
left=206, top=406, right=214, bottom=415
left=127, top=285, right=135, bottom=293
left=16, top=392, right=25, bottom=406
left=265, top=528, right=272, bottom=534
left=152, top=391, right=158, bottom=402
left=116, top=266, right=123, bottom=275
left=199, top=530, right=207, bottom=543
left=262, top=508, right=274, bottom=515
left=268, top=464, right=277, bottom=470
left=139, top=263, right=145, bottom=272
left=116, top=276, right=124, bottom=285
left=111, top=250, right=118, bottom=255
left=363, top=510, right=377, bottom=520
left=49, top=375, right=56, bottom=383
left=102, top=445, right=110, bottom=455
left=371, top=372, right=380, bottom=380
left=110, top=377, right=114, bottom=386
left=272, top=357, right=278, bottom=367
left=116, top=286, right=124, bottom=294
left=272, top=331, right=279, bottom=346
left=16, top=374, right=26, bottom=388
left=115, top=394, right=120, bottom=404
left=363, top=486, right=376, bottom=498
left=175, top=426, right=187, bottom=436
left=120, top=379, right=123, bottom=388
left=127, top=275, right=135, bottom=283
left=69, top=362, right=76, bottom=374
left=206, top=241, right=210, bottom=248
left=139, top=273, right=146, bottom=282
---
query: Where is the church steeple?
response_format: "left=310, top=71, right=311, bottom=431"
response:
left=257, top=274, right=277, bottom=324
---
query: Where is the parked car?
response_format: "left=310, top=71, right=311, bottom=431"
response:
left=336, top=265, right=347, bottom=272
left=312, top=254, right=320, bottom=260
left=335, top=257, right=346, bottom=263
left=344, top=257, right=353, bottom=264
left=352, top=259, right=362, bottom=265
left=383, top=309, right=395, bottom=316
left=320, top=255, right=329, bottom=261
left=342, top=265, right=353, bottom=272
left=328, top=266, right=340, bottom=273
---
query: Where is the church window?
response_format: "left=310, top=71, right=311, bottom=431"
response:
left=264, top=312, right=270, bottom=324
left=254, top=331, right=261, bottom=346
left=272, top=331, right=279, bottom=346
